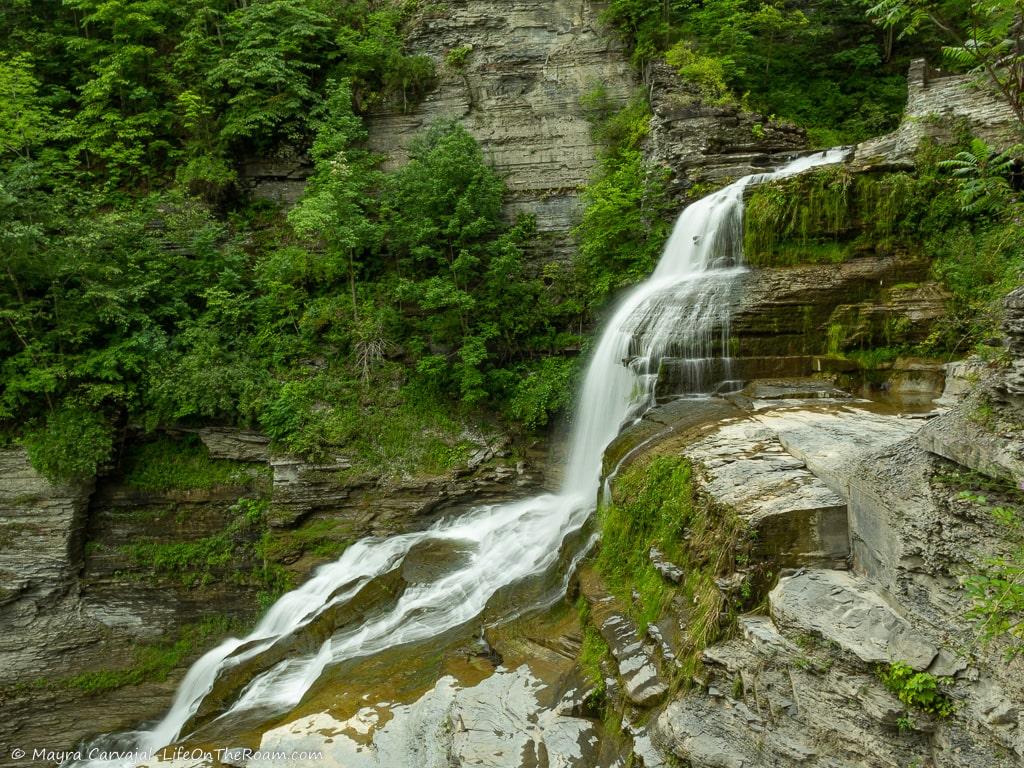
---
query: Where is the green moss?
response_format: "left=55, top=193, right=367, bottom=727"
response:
left=121, top=435, right=267, bottom=492
left=743, top=167, right=938, bottom=268
left=35, top=616, right=238, bottom=696
left=120, top=497, right=288, bottom=591
left=258, top=517, right=353, bottom=562
left=267, top=377, right=481, bottom=481
left=596, top=455, right=757, bottom=677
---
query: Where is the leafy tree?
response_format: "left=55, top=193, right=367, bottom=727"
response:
left=288, top=79, right=379, bottom=319
left=0, top=53, right=53, bottom=158
left=866, top=0, right=1024, bottom=132
left=207, top=0, right=334, bottom=146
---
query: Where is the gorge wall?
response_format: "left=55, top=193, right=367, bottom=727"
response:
left=249, top=1, right=806, bottom=258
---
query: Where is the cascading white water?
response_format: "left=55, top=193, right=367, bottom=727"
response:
left=73, top=149, right=847, bottom=767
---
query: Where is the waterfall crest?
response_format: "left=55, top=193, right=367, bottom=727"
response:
left=73, top=149, right=847, bottom=767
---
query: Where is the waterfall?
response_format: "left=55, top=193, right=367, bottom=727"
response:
left=72, top=149, right=847, bottom=767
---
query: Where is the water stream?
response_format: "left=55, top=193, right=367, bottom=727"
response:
left=73, top=149, right=847, bottom=767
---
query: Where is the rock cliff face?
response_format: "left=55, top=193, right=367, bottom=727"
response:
left=645, top=60, right=806, bottom=202
left=587, top=369, right=1024, bottom=768
left=0, top=434, right=544, bottom=762
left=363, top=0, right=636, bottom=260
left=362, top=1, right=805, bottom=259
left=854, top=59, right=1020, bottom=169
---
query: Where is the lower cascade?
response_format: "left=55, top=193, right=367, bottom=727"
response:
left=73, top=149, right=848, bottom=767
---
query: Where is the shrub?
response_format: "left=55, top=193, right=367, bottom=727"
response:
left=23, top=406, right=114, bottom=482
left=877, top=661, right=955, bottom=718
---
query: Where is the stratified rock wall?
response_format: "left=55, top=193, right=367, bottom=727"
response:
left=0, top=449, right=92, bottom=611
left=855, top=59, right=1020, bottom=168
left=645, top=60, right=806, bottom=201
left=1002, top=286, right=1024, bottom=401
left=365, top=0, right=636, bottom=260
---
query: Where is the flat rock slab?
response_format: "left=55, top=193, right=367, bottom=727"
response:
left=248, top=666, right=607, bottom=768
left=684, top=420, right=849, bottom=568
left=770, top=569, right=938, bottom=670
left=752, top=407, right=923, bottom=499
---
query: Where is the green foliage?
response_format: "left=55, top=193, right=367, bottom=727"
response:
left=877, top=661, right=955, bottom=717
left=597, top=455, right=755, bottom=673
left=957, top=480, right=1024, bottom=658
left=575, top=96, right=673, bottom=308
left=445, top=45, right=473, bottom=69
left=938, top=139, right=1024, bottom=214
left=120, top=435, right=265, bottom=492
left=602, top=0, right=918, bottom=145
left=22, top=405, right=114, bottom=482
left=259, top=517, right=352, bottom=562
left=0, top=53, right=53, bottom=158
left=745, top=140, right=1023, bottom=354
left=576, top=597, right=610, bottom=706
left=744, top=165, right=929, bottom=265
left=665, top=41, right=732, bottom=103
left=505, top=357, right=579, bottom=430
left=1, top=47, right=575, bottom=480
left=866, top=0, right=1024, bottom=132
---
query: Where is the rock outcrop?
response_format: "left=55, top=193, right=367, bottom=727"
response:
left=645, top=60, right=806, bottom=202
left=361, top=1, right=807, bottom=263
left=1002, top=286, right=1024, bottom=401
left=854, top=59, right=1021, bottom=169
left=600, top=371, right=1024, bottom=767
left=0, top=449, right=93, bottom=611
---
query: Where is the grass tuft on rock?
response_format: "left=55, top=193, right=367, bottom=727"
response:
left=596, top=454, right=758, bottom=678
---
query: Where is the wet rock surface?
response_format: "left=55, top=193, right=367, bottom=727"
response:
left=246, top=665, right=608, bottom=768
left=0, top=430, right=546, bottom=764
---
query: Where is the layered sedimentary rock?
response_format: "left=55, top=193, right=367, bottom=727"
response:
left=645, top=60, right=806, bottom=202
left=361, top=1, right=807, bottom=261
left=364, top=0, right=636, bottom=260
left=606, top=374, right=1024, bottom=766
left=1002, top=286, right=1024, bottom=400
left=855, top=59, right=1021, bottom=168
left=0, top=449, right=93, bottom=610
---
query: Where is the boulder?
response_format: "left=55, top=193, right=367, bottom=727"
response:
left=770, top=569, right=939, bottom=670
left=683, top=418, right=850, bottom=568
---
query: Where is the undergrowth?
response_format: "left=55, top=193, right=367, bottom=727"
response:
left=121, top=435, right=268, bottom=492
left=877, top=661, right=955, bottom=718
left=595, top=455, right=759, bottom=679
